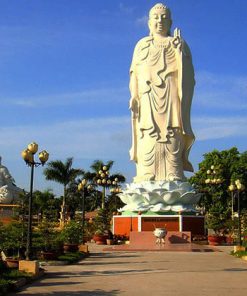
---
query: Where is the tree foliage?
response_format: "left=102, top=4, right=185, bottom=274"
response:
left=43, top=157, right=84, bottom=223
left=189, top=147, right=247, bottom=233
left=43, top=157, right=84, bottom=194
left=84, top=159, right=126, bottom=209
left=32, top=189, right=60, bottom=221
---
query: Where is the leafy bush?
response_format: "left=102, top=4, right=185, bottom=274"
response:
left=242, top=233, right=247, bottom=248
left=0, top=269, right=32, bottom=295
left=0, top=278, right=9, bottom=295
left=2, top=269, right=32, bottom=280
left=0, top=221, right=26, bottom=258
left=59, top=220, right=83, bottom=244
left=36, top=220, right=62, bottom=252
left=0, top=260, right=7, bottom=273
left=231, top=250, right=247, bottom=258
left=206, top=204, right=230, bottom=235
left=93, top=208, right=111, bottom=235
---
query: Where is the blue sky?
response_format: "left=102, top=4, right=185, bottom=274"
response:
left=0, top=0, right=246, bottom=196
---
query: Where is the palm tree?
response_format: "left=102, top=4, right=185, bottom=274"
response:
left=43, top=157, right=84, bottom=225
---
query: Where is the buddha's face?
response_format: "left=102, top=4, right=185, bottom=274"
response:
left=149, top=9, right=171, bottom=36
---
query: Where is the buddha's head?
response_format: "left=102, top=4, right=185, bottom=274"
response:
left=148, top=3, right=172, bottom=37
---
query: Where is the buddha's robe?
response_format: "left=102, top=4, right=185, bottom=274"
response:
left=129, top=34, right=195, bottom=182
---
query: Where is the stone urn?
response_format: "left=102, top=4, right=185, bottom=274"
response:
left=153, top=228, right=167, bottom=244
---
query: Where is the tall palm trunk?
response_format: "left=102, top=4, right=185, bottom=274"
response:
left=62, top=185, right=67, bottom=225
left=60, top=185, right=66, bottom=227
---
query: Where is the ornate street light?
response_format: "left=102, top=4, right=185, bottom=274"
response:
left=95, top=165, right=112, bottom=209
left=110, top=178, right=122, bottom=211
left=202, top=165, right=224, bottom=214
left=228, top=180, right=245, bottom=246
left=78, top=179, right=93, bottom=244
left=21, top=142, right=49, bottom=260
left=204, top=165, right=223, bottom=185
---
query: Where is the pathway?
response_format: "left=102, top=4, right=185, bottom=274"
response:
left=10, top=244, right=247, bottom=296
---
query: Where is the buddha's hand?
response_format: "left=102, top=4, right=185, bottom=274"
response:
left=129, top=97, right=139, bottom=115
left=173, top=28, right=182, bottom=50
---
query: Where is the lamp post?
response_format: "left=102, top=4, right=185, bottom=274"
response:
left=21, top=142, right=49, bottom=260
left=204, top=165, right=223, bottom=213
left=204, top=165, right=223, bottom=186
left=204, top=165, right=224, bottom=237
left=110, top=178, right=122, bottom=211
left=95, top=165, right=112, bottom=209
left=228, top=184, right=236, bottom=220
left=228, top=180, right=245, bottom=246
left=78, top=179, right=93, bottom=244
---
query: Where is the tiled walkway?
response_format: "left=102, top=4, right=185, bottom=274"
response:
left=11, top=243, right=247, bottom=296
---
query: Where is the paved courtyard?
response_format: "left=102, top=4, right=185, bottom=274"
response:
left=11, top=244, right=247, bottom=296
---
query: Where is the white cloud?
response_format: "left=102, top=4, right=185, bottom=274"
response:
left=119, top=3, right=135, bottom=14
left=0, top=116, right=132, bottom=196
left=1, top=113, right=246, bottom=196
left=0, top=87, right=128, bottom=108
left=3, top=71, right=247, bottom=114
left=4, top=70, right=246, bottom=114
left=194, top=71, right=247, bottom=111
left=193, top=116, right=247, bottom=141
left=0, top=116, right=131, bottom=161
left=136, top=15, right=148, bottom=27
left=1, top=113, right=245, bottom=164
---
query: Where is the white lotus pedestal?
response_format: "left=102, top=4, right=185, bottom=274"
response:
left=113, top=181, right=205, bottom=240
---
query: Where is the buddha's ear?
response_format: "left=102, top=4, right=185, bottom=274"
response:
left=169, top=19, right=173, bottom=28
left=168, top=19, right=172, bottom=35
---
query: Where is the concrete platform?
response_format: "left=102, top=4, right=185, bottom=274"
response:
left=104, top=231, right=214, bottom=252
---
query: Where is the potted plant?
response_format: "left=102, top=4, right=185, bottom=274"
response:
left=223, top=218, right=239, bottom=245
left=206, top=205, right=229, bottom=245
left=59, top=220, right=83, bottom=252
left=83, top=220, right=95, bottom=243
left=35, top=220, right=62, bottom=260
left=93, top=230, right=108, bottom=245
left=0, top=221, right=26, bottom=268
left=92, top=209, right=111, bottom=245
left=106, top=230, right=115, bottom=245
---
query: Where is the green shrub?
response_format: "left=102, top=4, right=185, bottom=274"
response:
left=93, top=208, right=111, bottom=235
left=57, top=251, right=84, bottom=263
left=231, top=250, right=247, bottom=258
left=0, top=221, right=26, bottom=257
left=35, top=220, right=62, bottom=252
left=0, top=260, right=7, bottom=273
left=59, top=221, right=83, bottom=244
left=3, top=269, right=32, bottom=280
left=0, top=278, right=9, bottom=295
left=0, top=269, right=32, bottom=295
